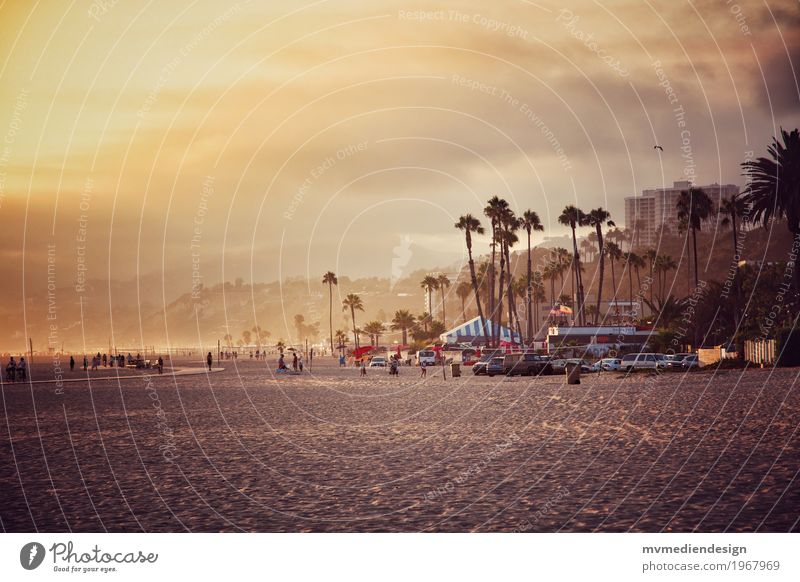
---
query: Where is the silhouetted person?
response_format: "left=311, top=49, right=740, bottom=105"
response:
left=6, top=357, right=16, bottom=382
left=158, top=356, right=164, bottom=374
left=207, top=352, right=213, bottom=371
left=69, top=356, right=75, bottom=371
left=17, top=357, right=26, bottom=381
left=292, top=353, right=298, bottom=371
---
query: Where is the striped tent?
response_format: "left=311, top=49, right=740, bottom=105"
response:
left=438, top=317, right=521, bottom=345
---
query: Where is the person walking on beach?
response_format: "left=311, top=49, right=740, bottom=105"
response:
left=359, top=359, right=367, bottom=377
left=69, top=355, right=75, bottom=371
left=298, top=355, right=304, bottom=372
left=206, top=352, right=213, bottom=371
left=339, top=354, right=345, bottom=367
left=6, top=357, right=16, bottom=382
left=102, top=353, right=107, bottom=367
left=420, top=359, right=427, bottom=378
left=17, top=357, right=27, bottom=382
left=292, top=352, right=298, bottom=371
left=83, top=355, right=88, bottom=370
left=157, top=356, right=164, bottom=374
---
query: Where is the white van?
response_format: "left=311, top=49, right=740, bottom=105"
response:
left=417, top=349, right=438, bottom=366
left=621, top=352, right=663, bottom=371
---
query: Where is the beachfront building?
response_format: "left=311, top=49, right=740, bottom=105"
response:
left=625, top=180, right=740, bottom=247
left=547, top=325, right=655, bottom=356
left=438, top=317, right=521, bottom=346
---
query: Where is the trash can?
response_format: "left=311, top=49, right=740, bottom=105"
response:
left=451, top=363, right=461, bottom=378
left=565, top=362, right=581, bottom=385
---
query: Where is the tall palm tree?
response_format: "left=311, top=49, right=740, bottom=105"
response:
left=436, top=273, right=450, bottom=326
left=720, top=193, right=749, bottom=328
left=624, top=251, right=636, bottom=316
left=558, top=205, right=587, bottom=325
left=605, top=241, right=623, bottom=318
left=742, top=128, right=800, bottom=294
left=455, top=214, right=487, bottom=339
left=583, top=208, right=615, bottom=320
left=420, top=275, right=439, bottom=318
left=322, top=271, right=338, bottom=356
left=391, top=310, right=416, bottom=345
left=363, top=321, right=384, bottom=347
left=341, top=293, right=364, bottom=350
left=677, top=187, right=714, bottom=287
left=520, top=209, right=544, bottom=343
left=654, top=254, right=677, bottom=303
left=455, top=281, right=471, bottom=322
left=484, top=196, right=509, bottom=345
left=543, top=263, right=557, bottom=306
left=532, top=272, right=546, bottom=334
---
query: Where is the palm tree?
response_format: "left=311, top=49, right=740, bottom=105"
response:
left=654, top=254, right=677, bottom=303
left=623, top=251, right=636, bottom=316
left=743, top=128, right=800, bottom=293
left=532, top=272, right=546, bottom=334
left=720, top=193, right=749, bottom=327
left=223, top=333, right=233, bottom=349
left=558, top=205, right=587, bottom=325
left=363, top=321, right=384, bottom=347
left=605, top=241, right=623, bottom=319
left=242, top=329, right=252, bottom=346
left=677, top=187, right=714, bottom=287
left=420, top=275, right=439, bottom=317
left=436, top=274, right=450, bottom=326
left=455, top=281, right=471, bottom=322
left=520, top=209, right=544, bottom=343
left=334, top=328, right=347, bottom=350
left=583, top=208, right=615, bottom=320
left=455, top=214, right=488, bottom=339
left=484, top=196, right=510, bottom=345
left=342, top=293, right=364, bottom=350
left=543, top=263, right=557, bottom=306
left=418, top=312, right=432, bottom=333
left=322, top=271, right=338, bottom=356
left=391, top=310, right=416, bottom=345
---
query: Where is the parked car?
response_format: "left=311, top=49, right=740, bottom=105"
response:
left=592, top=358, right=622, bottom=372
left=621, top=352, right=664, bottom=371
left=507, top=352, right=553, bottom=376
left=472, top=354, right=493, bottom=375
left=549, top=358, right=568, bottom=372
left=369, top=356, right=387, bottom=368
left=665, top=353, right=692, bottom=369
left=486, top=356, right=506, bottom=377
left=681, top=354, right=699, bottom=369
left=417, top=349, right=438, bottom=366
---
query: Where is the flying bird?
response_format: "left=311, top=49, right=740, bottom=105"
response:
left=654, top=145, right=663, bottom=151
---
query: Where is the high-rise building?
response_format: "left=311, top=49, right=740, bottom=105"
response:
left=624, top=181, right=739, bottom=247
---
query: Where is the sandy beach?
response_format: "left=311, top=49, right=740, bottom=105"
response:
left=1, top=359, right=797, bottom=532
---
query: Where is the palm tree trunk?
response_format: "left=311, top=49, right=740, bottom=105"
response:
left=328, top=283, right=334, bottom=357
left=489, top=224, right=497, bottom=347
left=440, top=288, right=446, bottom=326
left=628, top=259, right=633, bottom=314
left=570, top=226, right=583, bottom=325
left=526, top=230, right=532, bottom=344
left=466, top=237, right=487, bottom=344
left=497, top=242, right=506, bottom=345
left=692, top=226, right=699, bottom=287
left=351, top=306, right=358, bottom=350
left=595, top=226, right=605, bottom=321
left=610, top=258, right=617, bottom=321
left=460, top=296, right=466, bottom=322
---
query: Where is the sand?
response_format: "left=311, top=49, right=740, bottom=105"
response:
left=1, top=358, right=797, bottom=532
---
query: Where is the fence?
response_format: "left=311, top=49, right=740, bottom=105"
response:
left=744, top=339, right=776, bottom=365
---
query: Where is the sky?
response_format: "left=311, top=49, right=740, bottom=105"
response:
left=0, top=0, right=798, bottom=292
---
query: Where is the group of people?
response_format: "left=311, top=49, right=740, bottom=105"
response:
left=277, top=351, right=307, bottom=373
left=4, top=356, right=27, bottom=382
